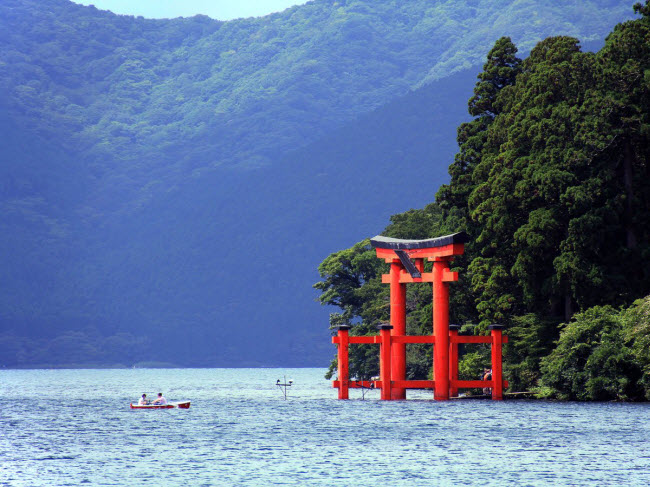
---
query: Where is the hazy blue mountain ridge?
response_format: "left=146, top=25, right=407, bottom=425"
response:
left=0, top=0, right=637, bottom=366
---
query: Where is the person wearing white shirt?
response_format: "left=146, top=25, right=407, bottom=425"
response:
left=152, top=393, right=167, bottom=405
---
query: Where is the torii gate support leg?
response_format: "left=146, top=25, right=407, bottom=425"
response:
left=390, top=261, right=407, bottom=400
left=449, top=324, right=460, bottom=397
left=336, top=326, right=350, bottom=400
left=433, top=259, right=450, bottom=401
left=378, top=324, right=393, bottom=400
left=490, top=324, right=504, bottom=400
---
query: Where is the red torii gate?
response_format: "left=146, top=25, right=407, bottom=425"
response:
left=331, top=232, right=508, bottom=401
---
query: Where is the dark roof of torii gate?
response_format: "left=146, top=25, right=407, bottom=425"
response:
left=370, top=232, right=469, bottom=250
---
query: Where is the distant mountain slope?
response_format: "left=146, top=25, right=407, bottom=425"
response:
left=0, top=0, right=638, bottom=366
left=1, top=0, right=633, bottom=174
left=0, top=68, right=478, bottom=366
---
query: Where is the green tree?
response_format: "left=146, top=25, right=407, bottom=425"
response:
left=504, top=314, right=560, bottom=392
left=313, top=239, right=385, bottom=330
left=314, top=240, right=386, bottom=379
left=468, top=36, right=590, bottom=325
left=437, top=36, right=522, bottom=224
left=467, top=4, right=650, bottom=328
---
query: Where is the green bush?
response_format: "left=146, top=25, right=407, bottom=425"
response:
left=623, top=296, right=650, bottom=399
left=540, top=306, right=643, bottom=400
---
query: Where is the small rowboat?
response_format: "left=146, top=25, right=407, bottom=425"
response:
left=130, top=401, right=191, bottom=409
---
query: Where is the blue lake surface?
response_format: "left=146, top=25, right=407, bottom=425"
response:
left=1, top=368, right=649, bottom=486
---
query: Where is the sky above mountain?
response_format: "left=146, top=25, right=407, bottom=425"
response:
left=72, top=0, right=308, bottom=20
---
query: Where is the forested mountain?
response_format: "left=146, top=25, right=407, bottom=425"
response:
left=3, top=0, right=630, bottom=175
left=315, top=3, right=650, bottom=400
left=0, top=0, right=637, bottom=367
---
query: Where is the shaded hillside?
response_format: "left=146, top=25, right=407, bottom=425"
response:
left=0, top=0, right=637, bottom=366
left=0, top=68, right=478, bottom=366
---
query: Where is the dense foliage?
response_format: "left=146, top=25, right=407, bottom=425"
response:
left=540, top=303, right=645, bottom=401
left=316, top=2, right=650, bottom=399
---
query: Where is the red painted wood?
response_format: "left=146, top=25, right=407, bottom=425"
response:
left=382, top=272, right=436, bottom=284
left=337, top=327, right=349, bottom=400
left=375, top=243, right=465, bottom=261
left=390, top=261, right=407, bottom=400
left=491, top=328, right=504, bottom=400
left=391, top=335, right=435, bottom=344
left=449, top=328, right=459, bottom=397
left=380, top=269, right=458, bottom=284
left=433, top=259, right=450, bottom=401
left=380, top=327, right=392, bottom=400
left=332, top=380, right=383, bottom=389
left=392, top=380, right=436, bottom=389
left=450, top=336, right=491, bottom=344
left=334, top=238, right=509, bottom=401
left=347, top=336, right=379, bottom=344
left=442, top=269, right=458, bottom=282
left=450, top=335, right=509, bottom=344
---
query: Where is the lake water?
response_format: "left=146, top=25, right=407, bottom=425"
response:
left=1, top=368, right=649, bottom=486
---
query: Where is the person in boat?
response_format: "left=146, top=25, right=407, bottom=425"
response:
left=138, top=394, right=149, bottom=405
left=152, top=392, right=167, bottom=405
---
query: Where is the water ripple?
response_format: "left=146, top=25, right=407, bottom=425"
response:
left=1, top=368, right=649, bottom=486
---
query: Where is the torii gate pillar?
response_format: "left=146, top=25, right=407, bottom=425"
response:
left=432, top=257, right=451, bottom=400
left=389, top=261, right=407, bottom=399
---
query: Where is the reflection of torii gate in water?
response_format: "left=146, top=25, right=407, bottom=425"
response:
left=332, top=232, right=508, bottom=401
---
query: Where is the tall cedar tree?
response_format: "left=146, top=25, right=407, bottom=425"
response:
left=437, top=37, right=522, bottom=227
left=436, top=37, right=522, bottom=325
